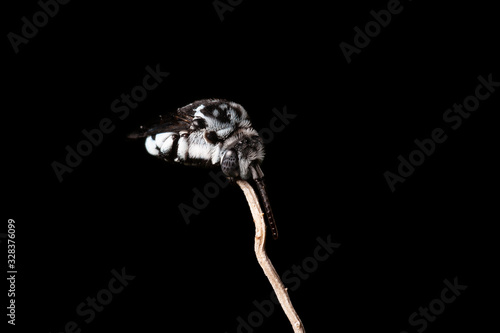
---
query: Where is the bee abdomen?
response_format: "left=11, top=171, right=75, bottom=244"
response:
left=145, top=131, right=220, bottom=166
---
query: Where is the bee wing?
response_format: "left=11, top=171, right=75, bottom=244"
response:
left=127, top=108, right=194, bottom=139
left=128, top=99, right=251, bottom=141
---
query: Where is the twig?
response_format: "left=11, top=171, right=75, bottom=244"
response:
left=237, top=180, right=305, bottom=333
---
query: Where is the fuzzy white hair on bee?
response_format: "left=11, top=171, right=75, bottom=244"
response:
left=128, top=99, right=279, bottom=239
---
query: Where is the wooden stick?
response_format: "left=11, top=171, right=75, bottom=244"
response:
left=237, top=180, right=305, bottom=333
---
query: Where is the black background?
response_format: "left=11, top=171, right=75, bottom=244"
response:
left=3, top=0, right=498, bottom=332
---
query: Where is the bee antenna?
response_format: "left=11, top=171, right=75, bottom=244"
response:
left=250, top=164, right=279, bottom=240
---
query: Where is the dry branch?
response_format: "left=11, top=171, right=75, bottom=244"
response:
left=237, top=180, right=305, bottom=333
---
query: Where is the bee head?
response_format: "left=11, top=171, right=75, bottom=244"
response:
left=220, top=129, right=265, bottom=180
left=220, top=127, right=278, bottom=240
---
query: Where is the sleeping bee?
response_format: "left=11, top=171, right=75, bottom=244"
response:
left=128, top=99, right=278, bottom=240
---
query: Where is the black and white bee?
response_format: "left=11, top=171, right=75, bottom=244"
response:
left=128, top=99, right=278, bottom=240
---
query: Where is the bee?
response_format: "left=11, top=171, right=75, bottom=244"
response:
left=128, top=99, right=278, bottom=239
